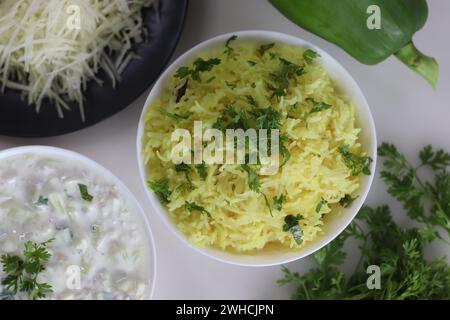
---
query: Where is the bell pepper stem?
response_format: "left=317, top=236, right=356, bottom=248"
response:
left=395, top=41, right=439, bottom=88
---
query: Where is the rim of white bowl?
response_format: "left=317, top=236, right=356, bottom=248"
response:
left=137, top=30, right=377, bottom=267
left=0, top=145, right=157, bottom=299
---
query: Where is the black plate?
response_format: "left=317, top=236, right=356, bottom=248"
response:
left=0, top=0, right=188, bottom=137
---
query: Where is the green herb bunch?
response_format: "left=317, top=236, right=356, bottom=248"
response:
left=279, top=144, right=450, bottom=300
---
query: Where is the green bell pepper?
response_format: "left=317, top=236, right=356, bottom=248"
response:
left=269, top=0, right=438, bottom=87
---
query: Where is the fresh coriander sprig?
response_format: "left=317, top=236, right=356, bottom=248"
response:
left=241, top=165, right=276, bottom=217
left=419, top=144, right=450, bottom=170
left=307, top=98, right=332, bottom=114
left=268, top=58, right=304, bottom=99
left=316, top=199, right=328, bottom=213
left=301, top=98, right=332, bottom=126
left=378, top=143, right=450, bottom=239
left=1, top=239, right=54, bottom=300
left=175, top=163, right=193, bottom=187
left=196, top=162, right=208, bottom=180
left=35, top=196, right=48, bottom=206
left=241, top=164, right=260, bottom=192
left=272, top=194, right=285, bottom=211
left=279, top=205, right=450, bottom=299
left=262, top=193, right=273, bottom=217
left=339, top=194, right=357, bottom=208
left=279, top=143, right=450, bottom=300
left=279, top=134, right=291, bottom=166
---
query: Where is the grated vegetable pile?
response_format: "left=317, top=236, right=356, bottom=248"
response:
left=0, top=0, right=156, bottom=120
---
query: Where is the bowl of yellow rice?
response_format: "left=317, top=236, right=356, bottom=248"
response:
left=137, top=30, right=377, bottom=266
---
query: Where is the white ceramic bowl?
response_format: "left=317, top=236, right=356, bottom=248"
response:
left=0, top=146, right=157, bottom=299
left=137, top=30, right=377, bottom=267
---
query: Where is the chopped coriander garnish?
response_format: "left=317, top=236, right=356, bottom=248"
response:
left=280, top=134, right=291, bottom=166
left=206, top=76, right=216, bottom=83
left=251, top=82, right=256, bottom=88
left=35, top=196, right=48, bottom=206
left=283, top=214, right=303, bottom=244
left=279, top=58, right=305, bottom=76
left=262, top=193, right=273, bottom=217
left=195, top=162, right=208, bottom=180
left=258, top=43, right=275, bottom=56
left=307, top=98, right=332, bottom=114
left=268, top=58, right=304, bottom=99
left=1, top=239, right=54, bottom=300
left=175, top=58, right=221, bottom=82
left=251, top=106, right=282, bottom=130
left=213, top=105, right=250, bottom=131
left=78, top=184, right=93, bottom=202
left=241, top=164, right=260, bottom=192
left=245, top=95, right=258, bottom=107
left=339, top=145, right=373, bottom=176
left=175, top=163, right=192, bottom=186
left=224, top=35, right=238, bottom=56
left=339, top=194, right=357, bottom=208
left=316, top=199, right=328, bottom=213
left=303, top=49, right=320, bottom=64
left=378, top=143, right=450, bottom=239
left=272, top=194, right=285, bottom=211
left=175, top=80, right=188, bottom=103
left=159, top=108, right=193, bottom=122
left=148, top=179, right=172, bottom=204
left=247, top=60, right=257, bottom=66
left=185, top=201, right=211, bottom=218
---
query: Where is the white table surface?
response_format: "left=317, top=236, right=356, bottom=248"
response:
left=1, top=0, right=449, bottom=299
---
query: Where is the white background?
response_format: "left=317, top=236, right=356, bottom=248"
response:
left=1, top=0, right=449, bottom=299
